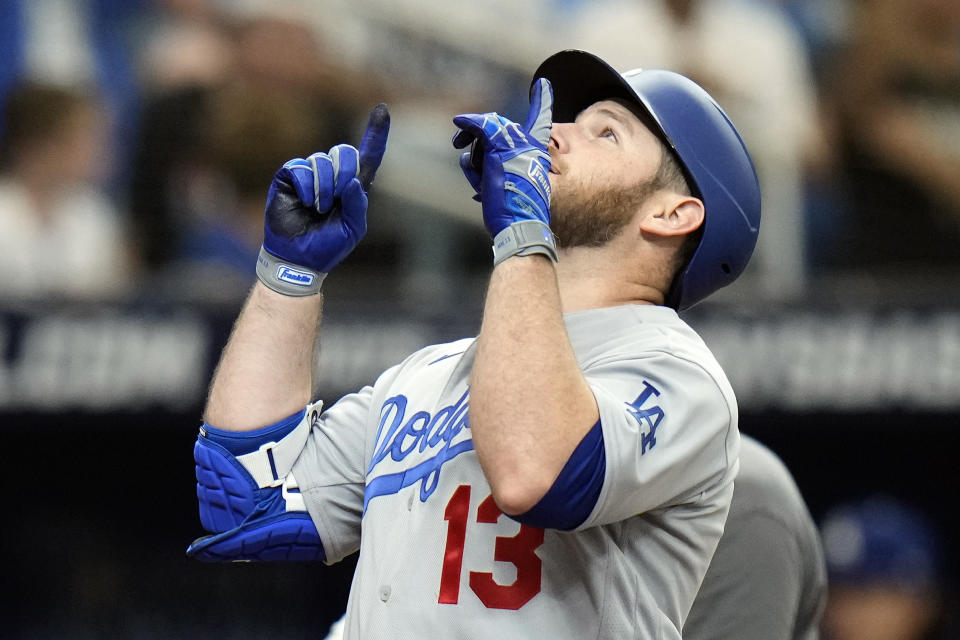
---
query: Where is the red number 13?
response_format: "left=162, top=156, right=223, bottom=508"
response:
left=439, top=484, right=545, bottom=610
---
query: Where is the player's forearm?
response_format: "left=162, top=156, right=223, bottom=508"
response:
left=204, top=282, right=321, bottom=431
left=470, top=255, right=599, bottom=514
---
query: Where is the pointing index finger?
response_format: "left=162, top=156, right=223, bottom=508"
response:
left=357, top=103, right=391, bottom=190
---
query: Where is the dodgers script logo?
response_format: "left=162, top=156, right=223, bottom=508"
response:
left=364, top=388, right=473, bottom=512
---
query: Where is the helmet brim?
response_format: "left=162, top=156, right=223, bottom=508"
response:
left=533, top=50, right=681, bottom=163
left=533, top=50, right=641, bottom=123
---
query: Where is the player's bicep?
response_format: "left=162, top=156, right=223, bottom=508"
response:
left=511, top=418, right=605, bottom=530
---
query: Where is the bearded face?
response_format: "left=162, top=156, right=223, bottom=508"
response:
left=549, top=171, right=662, bottom=249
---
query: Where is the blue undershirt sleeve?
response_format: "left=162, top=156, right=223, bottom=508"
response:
left=510, top=420, right=605, bottom=530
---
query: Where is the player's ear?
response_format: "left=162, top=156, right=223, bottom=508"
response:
left=639, top=196, right=704, bottom=237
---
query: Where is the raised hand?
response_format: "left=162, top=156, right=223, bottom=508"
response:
left=258, top=104, right=390, bottom=295
left=452, top=78, right=553, bottom=238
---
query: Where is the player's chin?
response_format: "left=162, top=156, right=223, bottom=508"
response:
left=550, top=176, right=571, bottom=206
left=548, top=172, right=561, bottom=197
left=548, top=192, right=569, bottom=230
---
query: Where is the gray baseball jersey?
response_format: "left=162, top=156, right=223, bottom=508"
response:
left=684, top=436, right=827, bottom=640
left=292, top=304, right=740, bottom=639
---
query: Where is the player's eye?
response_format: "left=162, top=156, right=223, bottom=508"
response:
left=600, top=128, right=618, bottom=143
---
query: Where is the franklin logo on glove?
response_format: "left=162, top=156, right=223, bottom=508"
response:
left=277, top=265, right=315, bottom=287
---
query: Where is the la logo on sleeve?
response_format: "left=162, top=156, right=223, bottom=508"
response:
left=625, top=381, right=664, bottom=455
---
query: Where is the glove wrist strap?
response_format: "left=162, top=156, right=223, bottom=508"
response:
left=256, top=246, right=326, bottom=296
left=492, top=220, right=558, bottom=266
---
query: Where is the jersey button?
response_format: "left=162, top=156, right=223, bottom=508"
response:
left=407, top=493, right=414, bottom=511
left=379, top=585, right=391, bottom=602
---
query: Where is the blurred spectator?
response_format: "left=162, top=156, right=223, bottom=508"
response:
left=0, top=83, right=133, bottom=300
left=152, top=81, right=330, bottom=301
left=820, top=495, right=945, bottom=640
left=129, top=5, right=359, bottom=294
left=135, top=0, right=236, bottom=95
left=127, top=0, right=236, bottom=271
left=0, top=0, right=145, bottom=191
left=820, top=0, right=960, bottom=274
left=566, top=0, right=826, bottom=302
left=775, top=0, right=853, bottom=82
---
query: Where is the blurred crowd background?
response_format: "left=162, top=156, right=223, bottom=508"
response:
left=1, top=0, right=959, bottom=306
left=0, top=0, right=957, bottom=638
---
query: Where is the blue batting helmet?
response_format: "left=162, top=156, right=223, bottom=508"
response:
left=533, top=50, right=761, bottom=310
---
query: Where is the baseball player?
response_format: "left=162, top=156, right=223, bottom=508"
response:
left=187, top=49, right=761, bottom=639
left=321, top=436, right=827, bottom=640
left=684, top=435, right=828, bottom=640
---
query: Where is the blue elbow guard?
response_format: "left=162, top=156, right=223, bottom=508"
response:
left=186, top=401, right=326, bottom=562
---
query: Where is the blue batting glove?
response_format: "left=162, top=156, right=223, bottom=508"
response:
left=452, top=78, right=553, bottom=238
left=258, top=104, right=390, bottom=295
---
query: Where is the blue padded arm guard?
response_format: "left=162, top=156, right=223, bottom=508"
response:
left=187, top=400, right=326, bottom=562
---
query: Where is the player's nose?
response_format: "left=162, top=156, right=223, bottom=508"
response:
left=549, top=122, right=574, bottom=154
